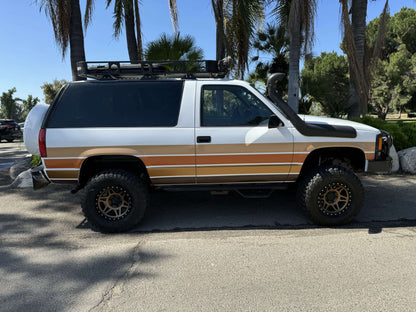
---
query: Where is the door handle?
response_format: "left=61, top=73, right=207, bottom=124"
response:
left=197, top=136, right=211, bottom=143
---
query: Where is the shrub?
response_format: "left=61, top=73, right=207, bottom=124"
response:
left=354, top=116, right=416, bottom=151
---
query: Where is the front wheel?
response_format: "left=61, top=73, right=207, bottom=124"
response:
left=81, top=170, right=148, bottom=233
left=297, top=165, right=364, bottom=226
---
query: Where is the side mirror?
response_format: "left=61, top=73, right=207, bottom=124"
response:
left=268, top=115, right=284, bottom=128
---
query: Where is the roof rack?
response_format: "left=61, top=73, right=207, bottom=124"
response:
left=77, top=59, right=230, bottom=80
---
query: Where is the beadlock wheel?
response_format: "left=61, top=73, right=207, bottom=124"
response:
left=297, top=165, right=364, bottom=226
left=81, top=170, right=148, bottom=233
left=317, top=182, right=352, bottom=216
left=96, top=186, right=132, bottom=220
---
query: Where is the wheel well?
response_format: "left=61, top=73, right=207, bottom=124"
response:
left=79, top=155, right=150, bottom=187
left=299, top=147, right=366, bottom=178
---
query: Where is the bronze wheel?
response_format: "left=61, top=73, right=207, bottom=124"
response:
left=297, top=165, right=364, bottom=226
left=82, top=170, right=148, bottom=233
left=96, top=186, right=132, bottom=220
left=317, top=182, right=352, bottom=216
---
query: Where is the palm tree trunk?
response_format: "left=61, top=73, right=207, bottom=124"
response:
left=212, top=0, right=226, bottom=60
left=134, top=0, right=143, bottom=60
left=69, top=0, right=86, bottom=81
left=125, top=0, right=138, bottom=62
left=348, top=0, right=368, bottom=118
left=288, top=23, right=301, bottom=113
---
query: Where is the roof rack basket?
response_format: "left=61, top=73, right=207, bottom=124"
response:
left=77, top=59, right=230, bottom=80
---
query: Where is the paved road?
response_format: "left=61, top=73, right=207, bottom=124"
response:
left=0, top=141, right=28, bottom=171
left=1, top=142, right=416, bottom=311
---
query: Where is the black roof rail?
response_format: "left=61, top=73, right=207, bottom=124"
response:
left=76, top=59, right=231, bottom=80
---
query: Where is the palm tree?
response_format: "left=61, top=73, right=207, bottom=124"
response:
left=107, top=0, right=178, bottom=62
left=211, top=0, right=226, bottom=60
left=225, top=0, right=265, bottom=79
left=145, top=33, right=203, bottom=61
left=340, top=0, right=389, bottom=117
left=37, top=0, right=94, bottom=81
left=273, top=0, right=317, bottom=113
left=211, top=0, right=265, bottom=78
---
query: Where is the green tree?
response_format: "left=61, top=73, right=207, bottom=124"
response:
left=273, top=0, right=317, bottom=113
left=301, top=52, right=350, bottom=117
left=0, top=88, right=21, bottom=121
left=41, top=79, right=68, bottom=104
left=37, top=0, right=94, bottom=81
left=145, top=33, right=203, bottom=61
left=21, top=95, right=40, bottom=120
left=370, top=45, right=416, bottom=119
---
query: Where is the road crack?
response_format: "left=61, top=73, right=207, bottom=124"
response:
left=88, top=241, right=144, bottom=312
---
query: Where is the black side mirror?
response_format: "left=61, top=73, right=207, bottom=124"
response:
left=268, top=115, right=284, bottom=128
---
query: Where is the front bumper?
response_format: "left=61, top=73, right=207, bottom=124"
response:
left=31, top=165, right=50, bottom=190
left=367, top=157, right=392, bottom=174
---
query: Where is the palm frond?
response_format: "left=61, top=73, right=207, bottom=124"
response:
left=37, top=0, right=71, bottom=58
left=84, top=0, right=95, bottom=29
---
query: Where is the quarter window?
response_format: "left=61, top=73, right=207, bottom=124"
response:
left=47, top=81, right=184, bottom=128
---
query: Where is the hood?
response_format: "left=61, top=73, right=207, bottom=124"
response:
left=298, top=115, right=379, bottom=133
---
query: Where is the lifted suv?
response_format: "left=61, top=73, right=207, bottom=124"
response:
left=24, top=60, right=392, bottom=232
left=0, top=119, right=22, bottom=142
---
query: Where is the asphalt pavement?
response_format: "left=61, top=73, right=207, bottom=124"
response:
left=1, top=142, right=416, bottom=311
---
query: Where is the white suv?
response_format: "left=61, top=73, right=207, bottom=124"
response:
left=24, top=60, right=392, bottom=232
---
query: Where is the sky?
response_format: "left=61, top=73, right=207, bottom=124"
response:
left=0, top=0, right=415, bottom=103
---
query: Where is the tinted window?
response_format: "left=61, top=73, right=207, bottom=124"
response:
left=47, top=81, right=183, bottom=127
left=201, top=85, right=272, bottom=127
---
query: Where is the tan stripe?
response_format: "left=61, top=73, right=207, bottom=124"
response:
left=151, top=177, right=196, bottom=185
left=47, top=145, right=194, bottom=158
left=197, top=165, right=291, bottom=175
left=197, top=143, right=293, bottom=154
left=44, top=158, right=84, bottom=169
left=197, top=154, right=295, bottom=165
left=147, top=167, right=195, bottom=177
left=197, top=175, right=290, bottom=184
left=46, top=170, right=79, bottom=179
left=294, top=141, right=375, bottom=153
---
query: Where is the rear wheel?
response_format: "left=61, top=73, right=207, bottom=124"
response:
left=81, top=170, right=148, bottom=233
left=297, top=165, right=364, bottom=226
left=7, top=139, right=13, bottom=143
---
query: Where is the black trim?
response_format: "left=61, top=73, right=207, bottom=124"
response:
left=367, top=159, right=392, bottom=173
left=267, top=73, right=357, bottom=138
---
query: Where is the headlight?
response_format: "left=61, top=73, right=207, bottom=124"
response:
left=375, top=130, right=393, bottom=160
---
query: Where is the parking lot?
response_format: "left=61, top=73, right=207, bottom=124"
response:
left=1, top=142, right=416, bottom=311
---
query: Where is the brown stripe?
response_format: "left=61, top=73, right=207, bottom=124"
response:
left=142, top=155, right=195, bottom=166
left=366, top=153, right=375, bottom=160
left=46, top=170, right=79, bottom=179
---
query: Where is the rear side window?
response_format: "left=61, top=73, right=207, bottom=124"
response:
left=47, top=81, right=184, bottom=128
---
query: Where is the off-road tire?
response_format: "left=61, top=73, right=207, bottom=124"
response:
left=297, top=165, right=364, bottom=226
left=81, top=170, right=148, bottom=233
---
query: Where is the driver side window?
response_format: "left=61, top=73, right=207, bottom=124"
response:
left=201, top=85, right=272, bottom=127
